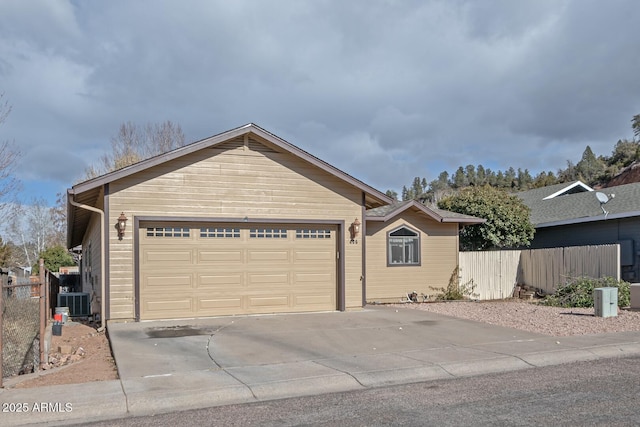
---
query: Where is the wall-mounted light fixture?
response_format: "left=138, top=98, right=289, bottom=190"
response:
left=349, top=218, right=361, bottom=244
left=117, top=212, right=128, bottom=240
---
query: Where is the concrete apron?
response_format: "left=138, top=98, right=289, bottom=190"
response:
left=105, top=305, right=640, bottom=416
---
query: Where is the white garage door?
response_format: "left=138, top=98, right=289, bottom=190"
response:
left=139, top=222, right=337, bottom=320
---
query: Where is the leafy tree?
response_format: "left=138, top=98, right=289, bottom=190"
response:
left=438, top=185, right=535, bottom=250
left=476, top=165, right=487, bottom=186
left=0, top=235, right=10, bottom=267
left=32, top=245, right=76, bottom=275
left=575, top=145, right=605, bottom=186
left=632, top=114, right=640, bottom=139
left=517, top=168, right=533, bottom=190
left=401, top=185, right=411, bottom=201
left=452, top=166, right=467, bottom=188
left=608, top=139, right=639, bottom=168
left=532, top=171, right=558, bottom=188
left=85, top=120, right=186, bottom=178
left=504, top=167, right=517, bottom=189
left=385, top=189, right=398, bottom=200
left=411, top=176, right=425, bottom=199
left=465, top=165, right=476, bottom=186
left=557, top=160, right=578, bottom=182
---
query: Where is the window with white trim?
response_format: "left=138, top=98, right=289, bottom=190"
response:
left=249, top=228, right=287, bottom=238
left=146, top=227, right=190, bottom=237
left=295, top=229, right=331, bottom=239
left=387, top=226, right=420, bottom=265
left=200, top=227, right=240, bottom=238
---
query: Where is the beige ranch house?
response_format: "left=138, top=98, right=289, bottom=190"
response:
left=67, top=124, right=483, bottom=323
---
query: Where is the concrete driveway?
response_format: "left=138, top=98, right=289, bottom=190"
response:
left=104, top=304, right=640, bottom=415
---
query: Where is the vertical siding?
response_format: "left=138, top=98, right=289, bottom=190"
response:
left=460, top=244, right=621, bottom=299
left=365, top=210, right=459, bottom=303
left=106, top=140, right=364, bottom=319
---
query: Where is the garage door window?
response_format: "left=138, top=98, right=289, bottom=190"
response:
left=296, top=229, right=331, bottom=239
left=250, top=228, right=287, bottom=238
left=200, top=227, right=240, bottom=238
left=146, top=227, right=190, bottom=237
left=387, top=225, right=420, bottom=266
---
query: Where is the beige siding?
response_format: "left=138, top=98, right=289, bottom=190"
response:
left=106, top=137, right=363, bottom=319
left=82, top=193, right=103, bottom=316
left=365, top=210, right=459, bottom=303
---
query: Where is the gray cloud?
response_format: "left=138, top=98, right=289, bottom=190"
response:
left=0, top=0, right=638, bottom=203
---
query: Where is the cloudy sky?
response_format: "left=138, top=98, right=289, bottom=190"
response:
left=1, top=0, right=639, bottom=206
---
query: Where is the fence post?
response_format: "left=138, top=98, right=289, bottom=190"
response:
left=39, top=259, right=45, bottom=371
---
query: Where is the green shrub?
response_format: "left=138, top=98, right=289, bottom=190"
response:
left=542, top=276, right=630, bottom=308
left=430, top=267, right=479, bottom=301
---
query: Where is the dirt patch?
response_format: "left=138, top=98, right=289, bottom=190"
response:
left=4, top=321, right=118, bottom=389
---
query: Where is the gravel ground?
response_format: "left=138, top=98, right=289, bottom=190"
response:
left=392, top=299, right=640, bottom=336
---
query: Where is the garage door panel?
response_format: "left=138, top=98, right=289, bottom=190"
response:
left=143, top=273, right=193, bottom=288
left=140, top=223, right=336, bottom=319
left=249, top=295, right=290, bottom=307
left=294, top=250, right=333, bottom=262
left=198, top=297, right=243, bottom=310
left=294, top=272, right=333, bottom=284
left=294, top=294, right=334, bottom=306
left=144, top=249, right=193, bottom=265
left=248, top=250, right=290, bottom=262
left=247, top=272, right=290, bottom=286
left=198, top=273, right=244, bottom=288
left=198, top=250, right=243, bottom=263
left=143, top=297, right=193, bottom=318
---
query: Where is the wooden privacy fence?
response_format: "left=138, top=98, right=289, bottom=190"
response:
left=459, top=244, right=621, bottom=300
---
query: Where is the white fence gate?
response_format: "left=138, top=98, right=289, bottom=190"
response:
left=459, top=245, right=620, bottom=300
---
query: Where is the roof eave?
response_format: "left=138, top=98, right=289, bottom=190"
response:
left=365, top=200, right=485, bottom=224
left=535, top=210, right=640, bottom=228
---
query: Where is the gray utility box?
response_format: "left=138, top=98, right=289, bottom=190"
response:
left=631, top=284, right=640, bottom=310
left=594, top=287, right=618, bottom=318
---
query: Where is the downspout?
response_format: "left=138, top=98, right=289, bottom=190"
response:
left=68, top=193, right=106, bottom=332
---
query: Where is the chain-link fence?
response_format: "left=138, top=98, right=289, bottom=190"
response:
left=1, top=275, right=41, bottom=378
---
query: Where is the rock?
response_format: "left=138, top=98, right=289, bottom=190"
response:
left=74, top=347, right=86, bottom=356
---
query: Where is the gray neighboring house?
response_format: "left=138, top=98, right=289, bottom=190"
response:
left=518, top=180, right=640, bottom=282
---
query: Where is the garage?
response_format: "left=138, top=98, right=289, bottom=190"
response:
left=138, top=222, right=338, bottom=320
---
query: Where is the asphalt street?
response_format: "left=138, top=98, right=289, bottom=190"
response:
left=80, top=355, right=640, bottom=427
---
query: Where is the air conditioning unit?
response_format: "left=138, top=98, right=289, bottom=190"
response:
left=57, top=292, right=91, bottom=317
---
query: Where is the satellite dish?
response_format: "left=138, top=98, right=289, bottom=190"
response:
left=596, top=192, right=609, bottom=204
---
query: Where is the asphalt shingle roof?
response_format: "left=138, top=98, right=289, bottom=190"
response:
left=366, top=200, right=484, bottom=223
left=518, top=181, right=640, bottom=227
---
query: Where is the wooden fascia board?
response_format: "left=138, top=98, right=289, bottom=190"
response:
left=366, top=201, right=486, bottom=225
left=366, top=201, right=444, bottom=223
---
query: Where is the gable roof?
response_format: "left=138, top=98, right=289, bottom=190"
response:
left=518, top=180, right=593, bottom=207
left=67, top=123, right=394, bottom=247
left=366, top=199, right=485, bottom=224
left=518, top=181, right=640, bottom=227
